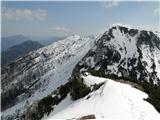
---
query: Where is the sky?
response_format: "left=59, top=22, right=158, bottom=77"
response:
left=1, top=1, right=160, bottom=38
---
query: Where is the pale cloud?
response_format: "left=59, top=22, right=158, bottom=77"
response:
left=1, top=7, right=48, bottom=21
left=53, top=26, right=69, bottom=32
left=154, top=8, right=160, bottom=16
left=102, top=1, right=119, bottom=9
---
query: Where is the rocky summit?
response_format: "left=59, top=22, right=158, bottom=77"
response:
left=74, top=25, right=160, bottom=85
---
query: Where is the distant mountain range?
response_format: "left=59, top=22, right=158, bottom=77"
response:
left=1, top=40, right=44, bottom=66
left=1, top=35, right=66, bottom=66
left=1, top=35, right=66, bottom=51
left=1, top=35, right=29, bottom=51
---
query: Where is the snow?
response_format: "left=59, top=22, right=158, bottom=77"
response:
left=82, top=26, right=160, bottom=83
left=141, top=42, right=160, bottom=82
left=82, top=73, right=106, bottom=87
left=1, top=34, right=95, bottom=119
left=1, top=101, right=26, bottom=119
left=32, top=34, right=95, bottom=100
left=102, top=26, right=140, bottom=75
left=2, top=26, right=160, bottom=119
left=154, top=48, right=160, bottom=81
left=111, top=23, right=160, bottom=33
left=141, top=44, right=154, bottom=73
left=44, top=75, right=160, bottom=120
left=112, top=23, right=131, bottom=29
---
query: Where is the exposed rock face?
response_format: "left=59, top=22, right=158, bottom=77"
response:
left=79, top=114, right=96, bottom=120
left=73, top=25, right=160, bottom=85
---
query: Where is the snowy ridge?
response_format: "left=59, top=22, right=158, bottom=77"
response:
left=1, top=34, right=95, bottom=119
left=44, top=74, right=160, bottom=120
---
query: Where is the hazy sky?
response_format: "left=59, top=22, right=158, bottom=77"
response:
left=1, top=1, right=160, bottom=37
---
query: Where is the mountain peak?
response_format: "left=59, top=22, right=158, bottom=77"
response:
left=111, top=23, right=131, bottom=29
left=74, top=26, right=160, bottom=84
left=70, top=34, right=81, bottom=39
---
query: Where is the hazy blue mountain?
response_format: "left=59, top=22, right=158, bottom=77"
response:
left=1, top=35, right=29, bottom=51
left=1, top=40, right=44, bottom=66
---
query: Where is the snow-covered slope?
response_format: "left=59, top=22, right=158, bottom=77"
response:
left=74, top=25, right=160, bottom=84
left=44, top=74, right=160, bottom=120
left=1, top=34, right=95, bottom=119
left=2, top=25, right=160, bottom=120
